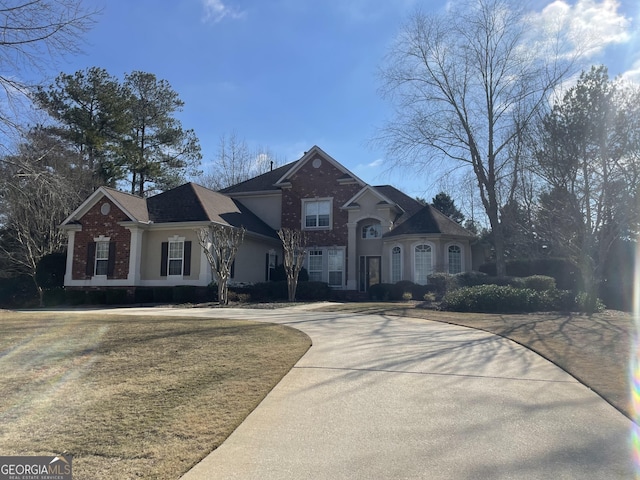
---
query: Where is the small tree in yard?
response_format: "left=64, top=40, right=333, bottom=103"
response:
left=278, top=228, right=307, bottom=302
left=197, top=224, right=244, bottom=305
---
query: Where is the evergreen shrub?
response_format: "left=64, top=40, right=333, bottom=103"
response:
left=523, top=275, right=556, bottom=292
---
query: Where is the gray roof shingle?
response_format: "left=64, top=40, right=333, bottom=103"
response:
left=373, top=185, right=473, bottom=238
left=102, top=186, right=150, bottom=222
left=144, top=183, right=277, bottom=238
left=220, top=161, right=298, bottom=194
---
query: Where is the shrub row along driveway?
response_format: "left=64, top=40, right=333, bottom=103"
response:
left=93, top=305, right=633, bottom=479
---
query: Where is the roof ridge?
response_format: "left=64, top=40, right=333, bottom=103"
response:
left=220, top=160, right=298, bottom=193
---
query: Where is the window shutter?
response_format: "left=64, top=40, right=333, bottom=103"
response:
left=107, top=242, right=117, bottom=277
left=183, top=241, right=192, bottom=276
left=86, top=242, right=96, bottom=277
left=160, top=242, right=168, bottom=277
left=265, top=252, right=270, bottom=281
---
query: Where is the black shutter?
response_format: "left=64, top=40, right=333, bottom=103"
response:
left=160, top=242, right=168, bottom=277
left=183, top=241, right=192, bottom=276
left=107, top=242, right=117, bottom=277
left=86, top=243, right=96, bottom=277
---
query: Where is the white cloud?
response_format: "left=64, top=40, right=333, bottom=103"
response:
left=530, top=0, right=631, bottom=58
left=621, top=58, right=640, bottom=83
left=202, top=0, right=245, bottom=23
left=367, top=158, right=384, bottom=168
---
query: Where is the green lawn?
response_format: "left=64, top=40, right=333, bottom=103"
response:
left=0, top=311, right=311, bottom=480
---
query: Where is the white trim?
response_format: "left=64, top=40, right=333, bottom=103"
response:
left=64, top=230, right=76, bottom=286
left=126, top=227, right=144, bottom=284
left=304, top=246, right=347, bottom=288
left=64, top=278, right=211, bottom=288
left=390, top=244, right=403, bottom=283
left=167, top=236, right=186, bottom=277
left=445, top=242, right=464, bottom=274
left=60, top=187, right=144, bottom=226
left=94, top=240, right=110, bottom=276
left=302, top=197, right=333, bottom=231
left=342, top=185, right=399, bottom=211
left=274, top=146, right=366, bottom=187
left=412, top=241, right=436, bottom=285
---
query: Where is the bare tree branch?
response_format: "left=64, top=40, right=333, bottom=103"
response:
left=196, top=223, right=244, bottom=305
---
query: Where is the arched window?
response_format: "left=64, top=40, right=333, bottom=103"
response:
left=391, top=246, right=402, bottom=283
left=448, top=245, right=462, bottom=274
left=414, top=244, right=432, bottom=285
left=361, top=223, right=382, bottom=239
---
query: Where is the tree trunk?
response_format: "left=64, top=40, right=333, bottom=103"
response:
left=33, top=276, right=44, bottom=307
left=218, top=277, right=228, bottom=305
left=487, top=205, right=506, bottom=277
left=287, top=272, right=298, bottom=302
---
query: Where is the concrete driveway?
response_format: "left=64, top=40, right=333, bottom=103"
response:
left=96, top=306, right=634, bottom=479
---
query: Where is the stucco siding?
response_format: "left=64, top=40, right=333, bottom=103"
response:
left=232, top=237, right=283, bottom=284
left=141, top=229, right=202, bottom=281
left=233, top=195, right=282, bottom=230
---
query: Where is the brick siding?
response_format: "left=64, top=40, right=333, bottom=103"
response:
left=281, top=157, right=361, bottom=246
left=72, top=198, right=131, bottom=280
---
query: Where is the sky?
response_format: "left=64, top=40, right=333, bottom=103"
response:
left=45, top=0, right=640, bottom=214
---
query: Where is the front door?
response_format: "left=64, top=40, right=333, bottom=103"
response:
left=359, top=256, right=381, bottom=291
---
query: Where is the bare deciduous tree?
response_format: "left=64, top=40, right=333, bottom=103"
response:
left=200, top=131, right=283, bottom=190
left=377, top=0, right=578, bottom=276
left=278, top=228, right=306, bottom=302
left=0, top=0, right=97, bottom=140
left=196, top=223, right=245, bottom=305
left=0, top=135, right=83, bottom=304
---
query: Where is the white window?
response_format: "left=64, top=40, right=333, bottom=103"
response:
left=308, top=250, right=323, bottom=281
left=304, top=199, right=331, bottom=229
left=95, top=241, right=110, bottom=276
left=328, top=249, right=344, bottom=287
left=168, top=240, right=184, bottom=276
left=391, top=246, right=402, bottom=283
left=448, top=245, right=462, bottom=274
left=414, top=244, right=433, bottom=285
left=362, top=224, right=381, bottom=239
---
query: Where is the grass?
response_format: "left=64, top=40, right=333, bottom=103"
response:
left=316, top=302, right=635, bottom=421
left=2, top=303, right=635, bottom=479
left=0, top=311, right=311, bottom=480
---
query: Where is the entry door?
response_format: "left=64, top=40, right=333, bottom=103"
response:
left=360, top=256, right=381, bottom=291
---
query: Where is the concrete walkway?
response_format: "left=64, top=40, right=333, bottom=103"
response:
left=96, top=306, right=633, bottom=479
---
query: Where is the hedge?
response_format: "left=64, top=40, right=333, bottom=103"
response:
left=441, top=284, right=599, bottom=313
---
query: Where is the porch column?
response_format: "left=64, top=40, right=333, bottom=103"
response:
left=126, top=227, right=144, bottom=285
left=64, top=230, right=76, bottom=285
left=346, top=222, right=358, bottom=290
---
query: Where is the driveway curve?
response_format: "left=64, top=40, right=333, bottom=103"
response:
left=95, top=306, right=633, bottom=479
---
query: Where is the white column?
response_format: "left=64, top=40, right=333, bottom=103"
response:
left=64, top=230, right=76, bottom=286
left=126, top=227, right=144, bottom=285
left=346, top=222, right=358, bottom=290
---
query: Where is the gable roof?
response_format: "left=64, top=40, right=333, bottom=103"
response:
left=274, top=145, right=365, bottom=187
left=63, top=183, right=277, bottom=239
left=342, top=185, right=400, bottom=210
left=369, top=185, right=473, bottom=238
left=61, top=186, right=150, bottom=226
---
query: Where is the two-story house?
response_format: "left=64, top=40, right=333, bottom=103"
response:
left=61, top=145, right=474, bottom=294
